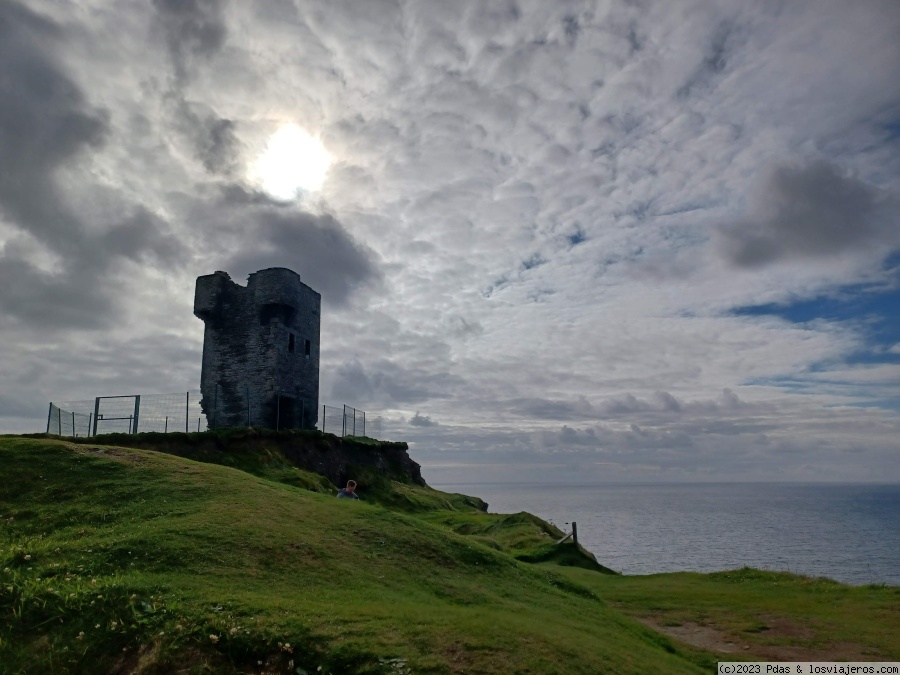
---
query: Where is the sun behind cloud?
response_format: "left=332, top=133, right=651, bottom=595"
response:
left=250, top=124, right=331, bottom=200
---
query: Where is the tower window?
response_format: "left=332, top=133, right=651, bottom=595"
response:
left=288, top=333, right=295, bottom=353
left=304, top=339, right=311, bottom=358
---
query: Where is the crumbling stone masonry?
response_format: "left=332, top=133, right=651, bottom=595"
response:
left=194, top=268, right=320, bottom=430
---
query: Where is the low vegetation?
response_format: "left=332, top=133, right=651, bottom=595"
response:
left=1, top=434, right=896, bottom=673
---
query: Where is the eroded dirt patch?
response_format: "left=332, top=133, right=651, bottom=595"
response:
left=636, top=614, right=875, bottom=662
left=638, top=616, right=743, bottom=654
left=69, top=443, right=151, bottom=465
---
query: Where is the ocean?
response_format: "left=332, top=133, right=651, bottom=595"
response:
left=432, top=482, right=900, bottom=586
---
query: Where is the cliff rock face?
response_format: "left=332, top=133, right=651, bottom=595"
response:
left=66, top=429, right=426, bottom=489
left=280, top=435, right=426, bottom=488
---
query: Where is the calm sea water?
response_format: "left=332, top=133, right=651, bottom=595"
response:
left=432, top=482, right=900, bottom=586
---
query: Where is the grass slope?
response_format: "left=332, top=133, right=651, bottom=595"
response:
left=550, top=566, right=900, bottom=664
left=1, top=437, right=703, bottom=674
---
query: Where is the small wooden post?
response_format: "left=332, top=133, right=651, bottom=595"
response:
left=572, top=521, right=578, bottom=546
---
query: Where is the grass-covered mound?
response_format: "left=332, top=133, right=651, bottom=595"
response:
left=0, top=437, right=702, bottom=674
left=3, top=436, right=897, bottom=673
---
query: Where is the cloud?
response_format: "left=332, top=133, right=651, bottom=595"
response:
left=170, top=99, right=243, bottom=176
left=676, top=19, right=744, bottom=100
left=2, top=0, right=899, bottom=484
left=152, top=0, right=227, bottom=83
left=715, top=160, right=897, bottom=268
left=0, top=0, right=183, bottom=329
left=497, top=390, right=750, bottom=423
left=330, top=358, right=465, bottom=408
left=408, top=412, right=438, bottom=427
left=226, top=209, right=382, bottom=306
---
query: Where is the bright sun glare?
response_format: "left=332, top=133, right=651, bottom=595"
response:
left=251, top=125, right=331, bottom=200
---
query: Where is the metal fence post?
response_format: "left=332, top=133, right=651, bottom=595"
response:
left=46, top=403, right=52, bottom=434
left=185, top=392, right=189, bottom=433
left=92, top=397, right=100, bottom=436
left=133, top=395, right=141, bottom=434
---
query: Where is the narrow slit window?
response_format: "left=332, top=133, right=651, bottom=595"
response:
left=304, top=339, right=311, bottom=358
left=288, top=333, right=295, bottom=353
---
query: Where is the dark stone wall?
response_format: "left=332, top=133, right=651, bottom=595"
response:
left=194, top=268, right=320, bottom=429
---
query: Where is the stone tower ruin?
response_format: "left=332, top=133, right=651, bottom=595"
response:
left=193, top=267, right=320, bottom=430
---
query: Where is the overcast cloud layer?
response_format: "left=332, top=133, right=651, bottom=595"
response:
left=2, top=0, right=898, bottom=483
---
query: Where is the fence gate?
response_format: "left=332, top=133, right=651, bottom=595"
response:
left=92, top=395, right=141, bottom=435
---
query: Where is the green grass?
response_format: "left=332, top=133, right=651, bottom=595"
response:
left=0, top=437, right=705, bottom=674
left=548, top=566, right=900, bottom=665
left=1, top=435, right=895, bottom=673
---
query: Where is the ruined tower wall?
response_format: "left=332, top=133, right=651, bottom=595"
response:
left=194, top=268, right=321, bottom=429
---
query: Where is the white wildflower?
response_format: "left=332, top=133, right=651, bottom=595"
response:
left=209, top=634, right=219, bottom=644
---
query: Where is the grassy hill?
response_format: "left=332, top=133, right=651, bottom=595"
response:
left=1, top=435, right=897, bottom=674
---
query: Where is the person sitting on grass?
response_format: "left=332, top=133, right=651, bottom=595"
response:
left=336, top=480, right=360, bottom=499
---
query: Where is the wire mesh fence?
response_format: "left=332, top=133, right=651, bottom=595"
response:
left=48, top=391, right=385, bottom=440
left=321, top=405, right=344, bottom=435
left=46, top=406, right=92, bottom=437
left=48, top=392, right=206, bottom=436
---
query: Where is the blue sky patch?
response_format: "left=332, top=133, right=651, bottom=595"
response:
left=733, top=258, right=900, bottom=363
left=732, top=259, right=900, bottom=407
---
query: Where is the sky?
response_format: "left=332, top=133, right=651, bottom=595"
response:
left=1, top=0, right=899, bottom=484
